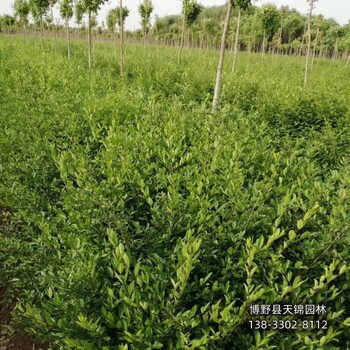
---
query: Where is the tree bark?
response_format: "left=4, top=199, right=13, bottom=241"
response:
left=88, top=11, right=92, bottom=69
left=50, top=5, right=57, bottom=53
left=40, top=17, right=44, bottom=49
left=178, top=0, right=186, bottom=64
left=311, top=27, right=319, bottom=70
left=66, top=16, right=71, bottom=59
left=299, top=21, right=307, bottom=56
left=120, top=0, right=125, bottom=77
left=143, top=25, right=146, bottom=48
left=187, top=28, right=190, bottom=49
left=212, top=0, right=233, bottom=112
left=262, top=29, right=266, bottom=57
left=34, top=22, right=37, bottom=46
left=232, top=9, right=241, bottom=74
left=23, top=22, right=27, bottom=41
left=304, top=0, right=314, bottom=87
left=333, top=39, right=338, bottom=62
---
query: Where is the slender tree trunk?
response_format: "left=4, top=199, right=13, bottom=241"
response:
left=143, top=25, right=146, bottom=48
left=298, top=40, right=303, bottom=56
left=187, top=28, right=191, bottom=49
left=299, top=21, right=307, bottom=56
left=304, top=0, right=314, bottom=87
left=50, top=6, right=57, bottom=53
left=23, top=22, right=27, bottom=41
left=333, top=40, right=338, bottom=62
left=278, top=21, right=283, bottom=55
left=318, top=40, right=323, bottom=58
left=66, top=16, right=71, bottom=59
left=311, top=27, right=319, bottom=70
left=232, top=9, right=241, bottom=74
left=34, top=22, right=37, bottom=46
left=178, top=1, right=186, bottom=64
left=212, top=0, right=233, bottom=112
left=120, top=0, right=125, bottom=77
left=88, top=10, right=92, bottom=69
left=346, top=53, right=350, bottom=68
left=40, top=17, right=44, bottom=49
left=262, top=29, right=266, bottom=57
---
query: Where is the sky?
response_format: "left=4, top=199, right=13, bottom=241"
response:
left=0, top=0, right=349, bottom=30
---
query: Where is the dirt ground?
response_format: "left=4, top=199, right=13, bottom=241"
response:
left=0, top=206, right=49, bottom=350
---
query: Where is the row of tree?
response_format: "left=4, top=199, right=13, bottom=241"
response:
left=2, top=0, right=350, bottom=60
left=1, top=0, right=349, bottom=110
left=152, top=3, right=350, bottom=60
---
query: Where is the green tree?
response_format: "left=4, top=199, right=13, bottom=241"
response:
left=60, top=0, right=73, bottom=58
left=75, top=0, right=84, bottom=29
left=178, top=0, right=188, bottom=64
left=178, top=0, right=203, bottom=62
left=118, top=1, right=129, bottom=77
left=259, top=4, right=280, bottom=55
left=48, top=0, right=58, bottom=51
left=201, top=18, right=217, bottom=48
left=110, top=5, right=129, bottom=30
left=14, top=0, right=30, bottom=39
left=186, top=0, right=203, bottom=27
left=277, top=5, right=288, bottom=54
left=328, top=25, right=345, bottom=61
left=138, top=0, right=153, bottom=48
left=106, top=8, right=117, bottom=35
left=283, top=11, right=305, bottom=45
left=213, top=0, right=254, bottom=110
left=185, top=0, right=203, bottom=48
left=29, top=0, right=50, bottom=48
left=77, top=0, right=108, bottom=69
left=108, top=4, right=129, bottom=75
left=305, top=0, right=318, bottom=86
left=0, top=15, right=16, bottom=34
left=212, top=0, right=233, bottom=112
left=311, top=14, right=324, bottom=68
left=231, top=0, right=252, bottom=73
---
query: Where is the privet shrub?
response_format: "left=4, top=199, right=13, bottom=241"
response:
left=0, top=38, right=349, bottom=350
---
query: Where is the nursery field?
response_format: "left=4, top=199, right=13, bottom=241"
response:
left=0, top=36, right=350, bottom=349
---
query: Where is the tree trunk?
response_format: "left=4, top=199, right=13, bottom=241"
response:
left=178, top=1, right=186, bottom=64
left=23, top=22, right=27, bottom=41
left=66, top=16, right=71, bottom=59
left=40, top=17, right=44, bottom=49
left=333, top=40, right=338, bottom=62
left=187, top=28, right=191, bottom=49
left=262, top=29, right=266, bottom=57
left=311, top=27, right=319, bottom=70
left=299, top=21, right=307, bottom=56
left=278, top=20, right=283, bottom=55
left=232, top=9, right=241, bottom=74
left=346, top=53, right=350, bottom=68
left=318, top=40, right=324, bottom=58
left=212, top=0, right=233, bottom=112
left=120, top=0, right=125, bottom=77
left=34, top=22, right=37, bottom=46
left=304, top=0, right=314, bottom=87
left=143, top=25, right=146, bottom=48
left=88, top=10, right=92, bottom=69
left=50, top=6, right=57, bottom=53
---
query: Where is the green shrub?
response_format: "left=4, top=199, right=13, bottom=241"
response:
left=0, top=37, right=349, bottom=350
